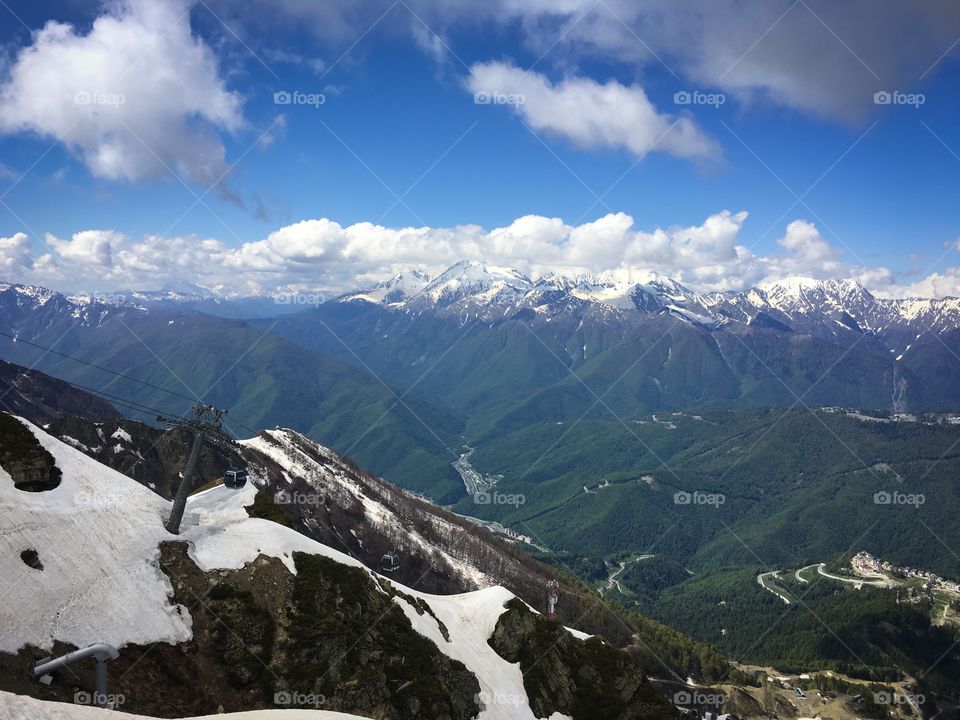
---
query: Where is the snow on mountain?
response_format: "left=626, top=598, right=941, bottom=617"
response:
left=0, top=283, right=60, bottom=306
left=0, top=419, right=189, bottom=652
left=8, top=261, right=960, bottom=343
left=241, top=428, right=496, bottom=589
left=535, top=272, right=639, bottom=311
left=761, top=277, right=873, bottom=317
left=337, top=269, right=431, bottom=304
left=411, top=261, right=533, bottom=309
left=0, top=690, right=367, bottom=719
left=0, top=416, right=581, bottom=720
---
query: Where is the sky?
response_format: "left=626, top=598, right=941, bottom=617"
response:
left=0, top=0, right=959, bottom=297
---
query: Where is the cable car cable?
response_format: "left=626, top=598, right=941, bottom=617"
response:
left=0, top=331, right=197, bottom=402
left=1, top=332, right=264, bottom=438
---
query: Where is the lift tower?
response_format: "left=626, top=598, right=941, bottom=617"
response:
left=158, top=403, right=233, bottom=534
left=547, top=579, right=559, bottom=620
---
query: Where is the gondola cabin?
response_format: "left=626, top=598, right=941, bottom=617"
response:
left=381, top=552, right=400, bottom=572
left=224, top=469, right=248, bottom=489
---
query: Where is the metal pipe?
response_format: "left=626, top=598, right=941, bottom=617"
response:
left=94, top=658, right=108, bottom=704
left=33, top=643, right=119, bottom=708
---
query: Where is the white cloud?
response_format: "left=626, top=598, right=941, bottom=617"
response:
left=570, top=0, right=959, bottom=122
left=0, top=164, right=20, bottom=182
left=211, top=0, right=959, bottom=122
left=882, top=269, right=960, bottom=300
left=412, top=24, right=448, bottom=66
left=0, top=0, right=243, bottom=197
left=772, top=219, right=845, bottom=275
left=466, top=61, right=717, bottom=160
left=9, top=210, right=958, bottom=299
left=45, top=230, right=124, bottom=268
left=0, top=232, right=34, bottom=272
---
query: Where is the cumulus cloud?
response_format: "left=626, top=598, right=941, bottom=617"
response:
left=883, top=269, right=960, bottom=300
left=6, top=210, right=957, bottom=299
left=772, top=219, right=845, bottom=276
left=45, top=230, right=122, bottom=268
left=0, top=233, right=34, bottom=272
left=0, top=0, right=243, bottom=197
left=466, top=61, right=717, bottom=160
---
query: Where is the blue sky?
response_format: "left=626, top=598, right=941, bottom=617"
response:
left=0, top=0, right=959, bottom=296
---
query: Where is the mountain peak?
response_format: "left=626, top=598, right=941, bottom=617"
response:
left=416, top=260, right=532, bottom=306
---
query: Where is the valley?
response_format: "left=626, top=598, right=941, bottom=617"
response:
left=4, top=1, right=960, bottom=716
left=2, top=270, right=960, bottom=718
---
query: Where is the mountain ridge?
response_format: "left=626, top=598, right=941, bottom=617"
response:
left=7, top=264, right=960, bottom=356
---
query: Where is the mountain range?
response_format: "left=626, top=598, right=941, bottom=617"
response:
left=26, top=260, right=960, bottom=355
left=336, top=260, right=960, bottom=355
left=2, top=276, right=960, bottom=716
left=6, top=264, right=960, bottom=498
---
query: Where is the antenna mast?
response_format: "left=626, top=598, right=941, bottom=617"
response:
left=157, top=404, right=233, bottom=534
left=547, top=579, right=559, bottom=620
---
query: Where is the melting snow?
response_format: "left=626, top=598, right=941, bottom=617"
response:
left=0, top=419, right=582, bottom=720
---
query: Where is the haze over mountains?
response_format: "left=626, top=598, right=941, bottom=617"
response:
left=335, top=260, right=960, bottom=352
left=26, top=259, right=960, bottom=354
left=6, top=263, right=960, bottom=502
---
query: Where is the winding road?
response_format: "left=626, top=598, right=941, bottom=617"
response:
left=600, top=555, right=654, bottom=595
left=757, top=570, right=792, bottom=604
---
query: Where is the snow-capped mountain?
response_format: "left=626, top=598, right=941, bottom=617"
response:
left=8, top=261, right=960, bottom=349
left=334, top=263, right=960, bottom=351
left=708, top=277, right=960, bottom=353
left=1, top=414, right=679, bottom=719
left=333, top=262, right=728, bottom=327
left=408, top=261, right=533, bottom=311
left=338, top=268, right=430, bottom=304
